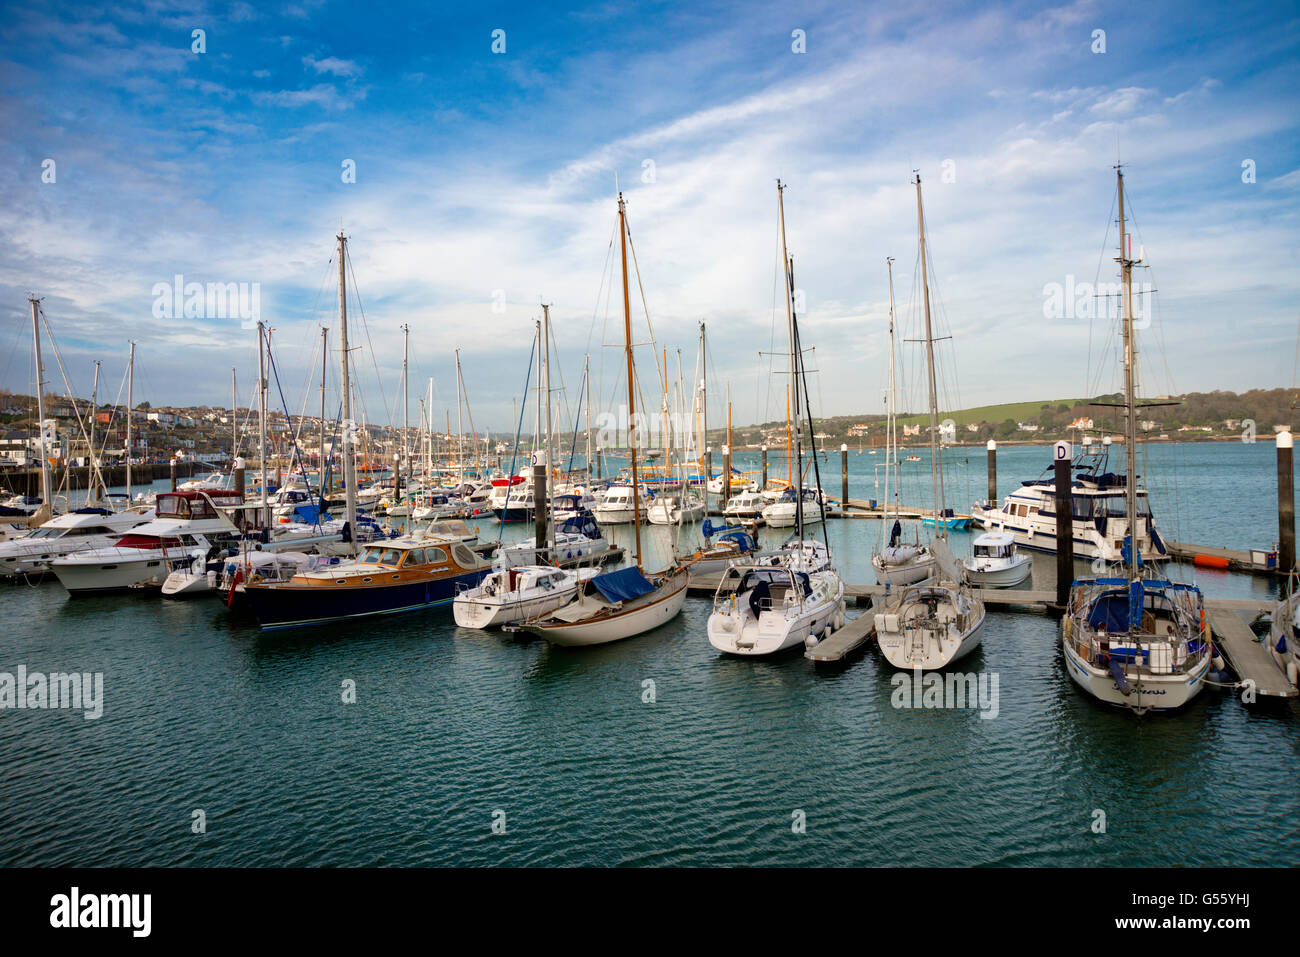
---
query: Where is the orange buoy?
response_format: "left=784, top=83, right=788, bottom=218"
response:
left=1193, top=554, right=1230, bottom=569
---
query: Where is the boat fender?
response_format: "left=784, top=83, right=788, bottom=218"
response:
left=805, top=634, right=818, bottom=650
left=1288, top=660, right=1299, bottom=688
left=1212, top=654, right=1226, bottom=671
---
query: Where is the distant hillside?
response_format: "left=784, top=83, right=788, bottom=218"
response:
left=714, top=389, right=1297, bottom=448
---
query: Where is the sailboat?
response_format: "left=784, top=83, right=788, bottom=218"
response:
left=244, top=233, right=491, bottom=630
left=1059, top=167, right=1211, bottom=713
left=707, top=180, right=844, bottom=656
left=872, top=256, right=934, bottom=587
left=510, top=194, right=689, bottom=647
left=676, top=321, right=758, bottom=573
left=875, top=175, right=985, bottom=671
left=453, top=303, right=593, bottom=629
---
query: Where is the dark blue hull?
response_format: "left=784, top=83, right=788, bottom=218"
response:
left=244, top=570, right=487, bottom=631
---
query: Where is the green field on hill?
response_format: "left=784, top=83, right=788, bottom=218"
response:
left=894, top=399, right=1081, bottom=428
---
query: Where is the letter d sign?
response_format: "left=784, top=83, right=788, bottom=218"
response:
left=1054, top=441, right=1071, bottom=461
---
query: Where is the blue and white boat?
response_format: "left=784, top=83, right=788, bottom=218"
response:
left=243, top=535, right=490, bottom=630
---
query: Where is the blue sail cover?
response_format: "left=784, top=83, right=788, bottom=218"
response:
left=591, top=567, right=656, bottom=603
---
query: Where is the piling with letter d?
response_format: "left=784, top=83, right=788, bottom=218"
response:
left=761, top=445, right=768, bottom=488
left=534, top=452, right=548, bottom=551
left=1054, top=441, right=1073, bottom=611
left=1279, top=431, right=1294, bottom=574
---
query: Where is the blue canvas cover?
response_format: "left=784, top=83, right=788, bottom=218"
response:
left=591, top=567, right=656, bottom=603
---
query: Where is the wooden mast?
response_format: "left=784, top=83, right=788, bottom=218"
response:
left=618, top=193, right=642, bottom=567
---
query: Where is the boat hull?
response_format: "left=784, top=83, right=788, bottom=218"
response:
left=522, top=571, right=688, bottom=646
left=244, top=569, right=487, bottom=630
left=1060, top=631, right=1211, bottom=712
left=963, top=556, right=1032, bottom=587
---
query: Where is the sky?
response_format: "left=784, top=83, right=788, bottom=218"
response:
left=1, top=0, right=1297, bottom=433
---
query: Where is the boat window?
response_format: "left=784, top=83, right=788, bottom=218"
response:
left=361, top=547, right=383, bottom=563
left=452, top=545, right=476, bottom=566
left=425, top=546, right=449, bottom=565
left=404, top=549, right=425, bottom=565
left=376, top=549, right=402, bottom=565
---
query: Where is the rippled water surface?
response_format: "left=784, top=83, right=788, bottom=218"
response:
left=2, top=441, right=1297, bottom=866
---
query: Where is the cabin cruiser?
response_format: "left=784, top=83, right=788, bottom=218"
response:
left=592, top=484, right=652, bottom=525
left=178, top=472, right=231, bottom=492
left=971, top=438, right=1167, bottom=563
left=707, top=561, right=844, bottom=656
left=243, top=535, right=491, bottom=630
left=411, top=491, right=464, bottom=521
left=760, top=487, right=824, bottom=529
left=51, top=490, right=245, bottom=594
left=962, top=531, right=1031, bottom=587
left=0, top=506, right=155, bottom=577
left=722, top=490, right=766, bottom=521
left=453, top=564, right=597, bottom=629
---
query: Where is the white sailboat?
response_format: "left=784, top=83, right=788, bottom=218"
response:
left=877, top=175, right=984, bottom=671
left=1060, top=167, right=1211, bottom=713
left=872, top=255, right=934, bottom=587
left=708, top=180, right=844, bottom=656
left=511, top=194, right=688, bottom=647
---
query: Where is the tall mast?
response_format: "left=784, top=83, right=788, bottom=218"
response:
left=426, top=378, right=434, bottom=481
left=401, top=323, right=410, bottom=497
left=28, top=298, right=52, bottom=517
left=1117, top=167, right=1140, bottom=580
left=583, top=353, right=592, bottom=487
left=319, top=327, right=328, bottom=498
left=230, top=366, right=237, bottom=477
left=882, top=257, right=898, bottom=549
left=257, top=320, right=269, bottom=528
left=455, top=347, right=464, bottom=484
left=541, top=303, right=555, bottom=538
left=777, top=180, right=804, bottom=539
left=915, top=174, right=944, bottom=536
left=618, top=193, right=643, bottom=566
left=337, top=231, right=357, bottom=553
left=698, top=321, right=708, bottom=517
left=125, top=340, right=134, bottom=504
left=89, top=359, right=100, bottom=503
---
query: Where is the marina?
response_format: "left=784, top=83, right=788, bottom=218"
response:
left=2, top=0, right=1298, bottom=887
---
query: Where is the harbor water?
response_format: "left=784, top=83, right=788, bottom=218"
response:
left=2, top=441, right=1297, bottom=866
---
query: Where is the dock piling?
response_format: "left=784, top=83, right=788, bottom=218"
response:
left=841, top=443, right=848, bottom=508
left=1053, top=442, right=1073, bottom=613
left=761, top=445, right=768, bottom=488
left=1279, top=431, right=1294, bottom=576
left=986, top=439, right=997, bottom=507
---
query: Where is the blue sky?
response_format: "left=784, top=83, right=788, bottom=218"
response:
left=1, top=0, right=1297, bottom=431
